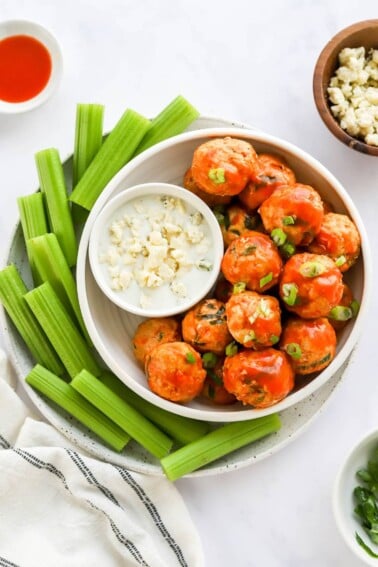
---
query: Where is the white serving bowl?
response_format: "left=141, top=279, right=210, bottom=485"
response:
left=88, top=182, right=224, bottom=318
left=77, top=127, right=371, bottom=422
left=333, top=429, right=378, bottom=565
left=0, top=20, right=63, bottom=114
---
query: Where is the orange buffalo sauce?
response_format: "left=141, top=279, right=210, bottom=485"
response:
left=0, top=35, right=52, bottom=103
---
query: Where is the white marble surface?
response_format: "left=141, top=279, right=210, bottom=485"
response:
left=1, top=1, right=378, bottom=565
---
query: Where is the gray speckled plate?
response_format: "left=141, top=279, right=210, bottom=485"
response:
left=0, top=116, right=355, bottom=477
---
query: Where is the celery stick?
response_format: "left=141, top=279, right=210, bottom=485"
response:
left=161, top=414, right=281, bottom=481
left=26, top=364, right=130, bottom=451
left=28, top=233, right=91, bottom=343
left=17, top=193, right=48, bottom=240
left=35, top=148, right=78, bottom=267
left=73, top=103, right=104, bottom=186
left=134, top=95, right=200, bottom=156
left=100, top=371, right=209, bottom=445
left=0, top=265, right=63, bottom=375
left=24, top=282, right=100, bottom=378
left=69, top=109, right=150, bottom=211
left=71, top=370, right=173, bottom=459
left=17, top=193, right=49, bottom=284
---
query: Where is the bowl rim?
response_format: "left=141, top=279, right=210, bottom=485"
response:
left=313, top=19, right=378, bottom=156
left=0, top=19, right=63, bottom=114
left=333, top=427, right=378, bottom=565
left=88, top=181, right=224, bottom=317
left=76, top=126, right=373, bottom=422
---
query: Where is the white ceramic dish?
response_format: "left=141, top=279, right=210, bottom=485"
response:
left=77, top=126, right=371, bottom=423
left=88, top=182, right=224, bottom=318
left=0, top=20, right=63, bottom=114
left=0, top=116, right=364, bottom=476
left=333, top=428, right=378, bottom=565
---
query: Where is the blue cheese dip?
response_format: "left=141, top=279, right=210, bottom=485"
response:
left=98, top=193, right=215, bottom=310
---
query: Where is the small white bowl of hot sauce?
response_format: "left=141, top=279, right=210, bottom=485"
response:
left=0, top=20, right=63, bottom=114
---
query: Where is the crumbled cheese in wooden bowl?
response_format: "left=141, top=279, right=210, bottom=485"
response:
left=328, top=47, right=378, bottom=146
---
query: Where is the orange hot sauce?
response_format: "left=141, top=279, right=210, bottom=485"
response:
left=0, top=34, right=52, bottom=103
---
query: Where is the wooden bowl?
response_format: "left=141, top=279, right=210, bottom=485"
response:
left=313, top=20, right=378, bottom=156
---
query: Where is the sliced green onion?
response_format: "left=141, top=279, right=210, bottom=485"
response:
left=197, top=259, right=213, bottom=271
left=208, top=168, right=226, bottom=184
left=100, top=371, right=209, bottom=445
left=281, top=242, right=296, bottom=258
left=27, top=233, right=91, bottom=343
left=270, top=334, right=280, bottom=345
left=161, top=413, right=281, bottom=481
left=328, top=305, right=353, bottom=321
left=71, top=370, right=173, bottom=459
left=299, top=261, right=326, bottom=278
left=233, top=282, right=246, bottom=294
left=207, top=369, right=223, bottom=386
left=185, top=352, right=196, bottom=364
left=73, top=103, right=104, bottom=186
left=335, top=255, right=346, bottom=268
left=202, top=352, right=218, bottom=369
left=225, top=341, right=238, bottom=356
left=70, top=109, right=150, bottom=211
left=282, top=283, right=298, bottom=306
left=35, top=148, right=78, bottom=267
left=242, top=245, right=257, bottom=256
left=17, top=193, right=49, bottom=284
left=134, top=95, right=199, bottom=156
left=285, top=343, right=302, bottom=360
left=351, top=299, right=360, bottom=317
left=283, top=215, right=295, bottom=226
left=24, top=282, right=101, bottom=378
left=243, top=331, right=256, bottom=343
left=259, top=272, right=273, bottom=288
left=0, top=265, right=63, bottom=375
left=355, top=532, right=378, bottom=559
left=271, top=228, right=287, bottom=247
left=26, top=365, right=130, bottom=452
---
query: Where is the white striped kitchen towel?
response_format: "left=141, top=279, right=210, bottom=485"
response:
left=0, top=350, right=204, bottom=567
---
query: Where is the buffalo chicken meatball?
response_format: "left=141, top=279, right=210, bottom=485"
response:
left=279, top=252, right=344, bottom=319
left=217, top=203, right=260, bottom=247
left=308, top=212, right=361, bottom=272
left=132, top=317, right=181, bottom=365
left=223, top=348, right=295, bottom=408
left=280, top=317, right=337, bottom=375
left=226, top=291, right=282, bottom=349
left=259, top=183, right=324, bottom=246
left=183, top=168, right=231, bottom=207
left=238, top=153, right=296, bottom=211
left=145, top=342, right=206, bottom=403
left=191, top=137, right=259, bottom=196
left=181, top=298, right=232, bottom=355
left=221, top=231, right=283, bottom=292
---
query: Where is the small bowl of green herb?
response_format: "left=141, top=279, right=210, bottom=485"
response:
left=333, top=429, right=378, bottom=565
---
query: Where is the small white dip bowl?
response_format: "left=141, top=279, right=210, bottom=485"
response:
left=88, top=182, right=224, bottom=318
